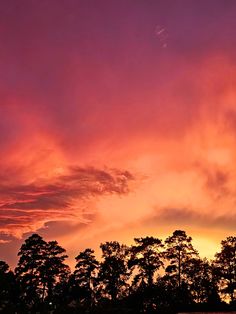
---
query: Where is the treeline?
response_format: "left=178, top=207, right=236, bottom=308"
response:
left=0, top=230, right=236, bottom=313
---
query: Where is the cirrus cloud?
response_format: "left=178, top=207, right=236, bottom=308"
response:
left=0, top=166, right=134, bottom=239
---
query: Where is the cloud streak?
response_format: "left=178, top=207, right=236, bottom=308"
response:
left=153, top=207, right=236, bottom=232
left=0, top=166, right=134, bottom=238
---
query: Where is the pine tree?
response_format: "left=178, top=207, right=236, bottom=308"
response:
left=129, top=236, right=164, bottom=289
left=214, top=236, right=236, bottom=302
left=99, top=241, right=130, bottom=301
left=15, top=234, right=70, bottom=310
left=15, top=234, right=47, bottom=307
left=72, top=248, right=99, bottom=308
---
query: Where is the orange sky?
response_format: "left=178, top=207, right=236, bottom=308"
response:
left=0, top=0, right=236, bottom=268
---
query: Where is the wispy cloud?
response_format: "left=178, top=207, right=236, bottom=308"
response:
left=146, top=207, right=236, bottom=232
left=0, top=166, right=134, bottom=239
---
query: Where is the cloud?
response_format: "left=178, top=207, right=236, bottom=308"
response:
left=146, top=207, right=236, bottom=232
left=224, top=109, right=236, bottom=136
left=1, top=1, right=236, bottom=265
left=196, top=165, right=230, bottom=200
left=0, top=166, right=134, bottom=239
left=0, top=239, right=11, bottom=244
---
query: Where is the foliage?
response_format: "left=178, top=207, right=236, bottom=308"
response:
left=164, top=230, right=198, bottom=288
left=1, top=231, right=236, bottom=313
left=98, top=241, right=130, bottom=301
left=129, top=236, right=164, bottom=289
left=15, top=234, right=70, bottom=311
left=214, top=236, right=236, bottom=302
left=71, top=248, right=99, bottom=309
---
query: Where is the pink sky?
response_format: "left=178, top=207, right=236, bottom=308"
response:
left=1, top=0, right=236, bottom=267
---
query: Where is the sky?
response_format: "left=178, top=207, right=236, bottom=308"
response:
left=1, top=0, right=236, bottom=268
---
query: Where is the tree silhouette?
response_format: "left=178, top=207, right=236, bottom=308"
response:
left=214, top=236, right=236, bottom=303
left=40, top=240, right=70, bottom=305
left=2, top=230, right=234, bottom=312
left=15, top=234, right=47, bottom=308
left=129, top=236, right=164, bottom=289
left=99, top=241, right=130, bottom=302
left=165, top=230, right=198, bottom=289
left=185, top=257, right=220, bottom=304
left=0, top=261, right=19, bottom=313
left=15, top=234, right=69, bottom=311
left=72, top=248, right=99, bottom=309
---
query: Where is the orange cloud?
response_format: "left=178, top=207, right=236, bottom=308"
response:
left=1, top=0, right=236, bottom=267
left=0, top=166, right=134, bottom=239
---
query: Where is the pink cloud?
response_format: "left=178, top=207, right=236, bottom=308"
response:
left=0, top=166, right=134, bottom=238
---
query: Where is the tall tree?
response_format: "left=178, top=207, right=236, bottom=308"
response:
left=72, top=248, right=99, bottom=308
left=0, top=261, right=19, bottom=313
left=214, top=236, right=236, bottom=302
left=40, top=240, right=70, bottom=303
left=15, top=234, right=47, bottom=307
left=185, top=257, right=220, bottom=304
left=15, top=234, right=70, bottom=310
left=99, top=241, right=130, bottom=301
left=165, top=230, right=198, bottom=288
left=129, top=236, right=164, bottom=288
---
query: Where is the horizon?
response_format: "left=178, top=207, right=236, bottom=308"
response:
left=2, top=229, right=226, bottom=270
left=0, top=227, right=229, bottom=271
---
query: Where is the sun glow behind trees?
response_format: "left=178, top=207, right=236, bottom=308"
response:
left=0, top=230, right=236, bottom=313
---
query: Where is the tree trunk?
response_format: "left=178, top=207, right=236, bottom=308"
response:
left=178, top=249, right=181, bottom=288
left=41, top=281, right=46, bottom=302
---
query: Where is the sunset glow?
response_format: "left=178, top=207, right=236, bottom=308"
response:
left=1, top=0, right=236, bottom=268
